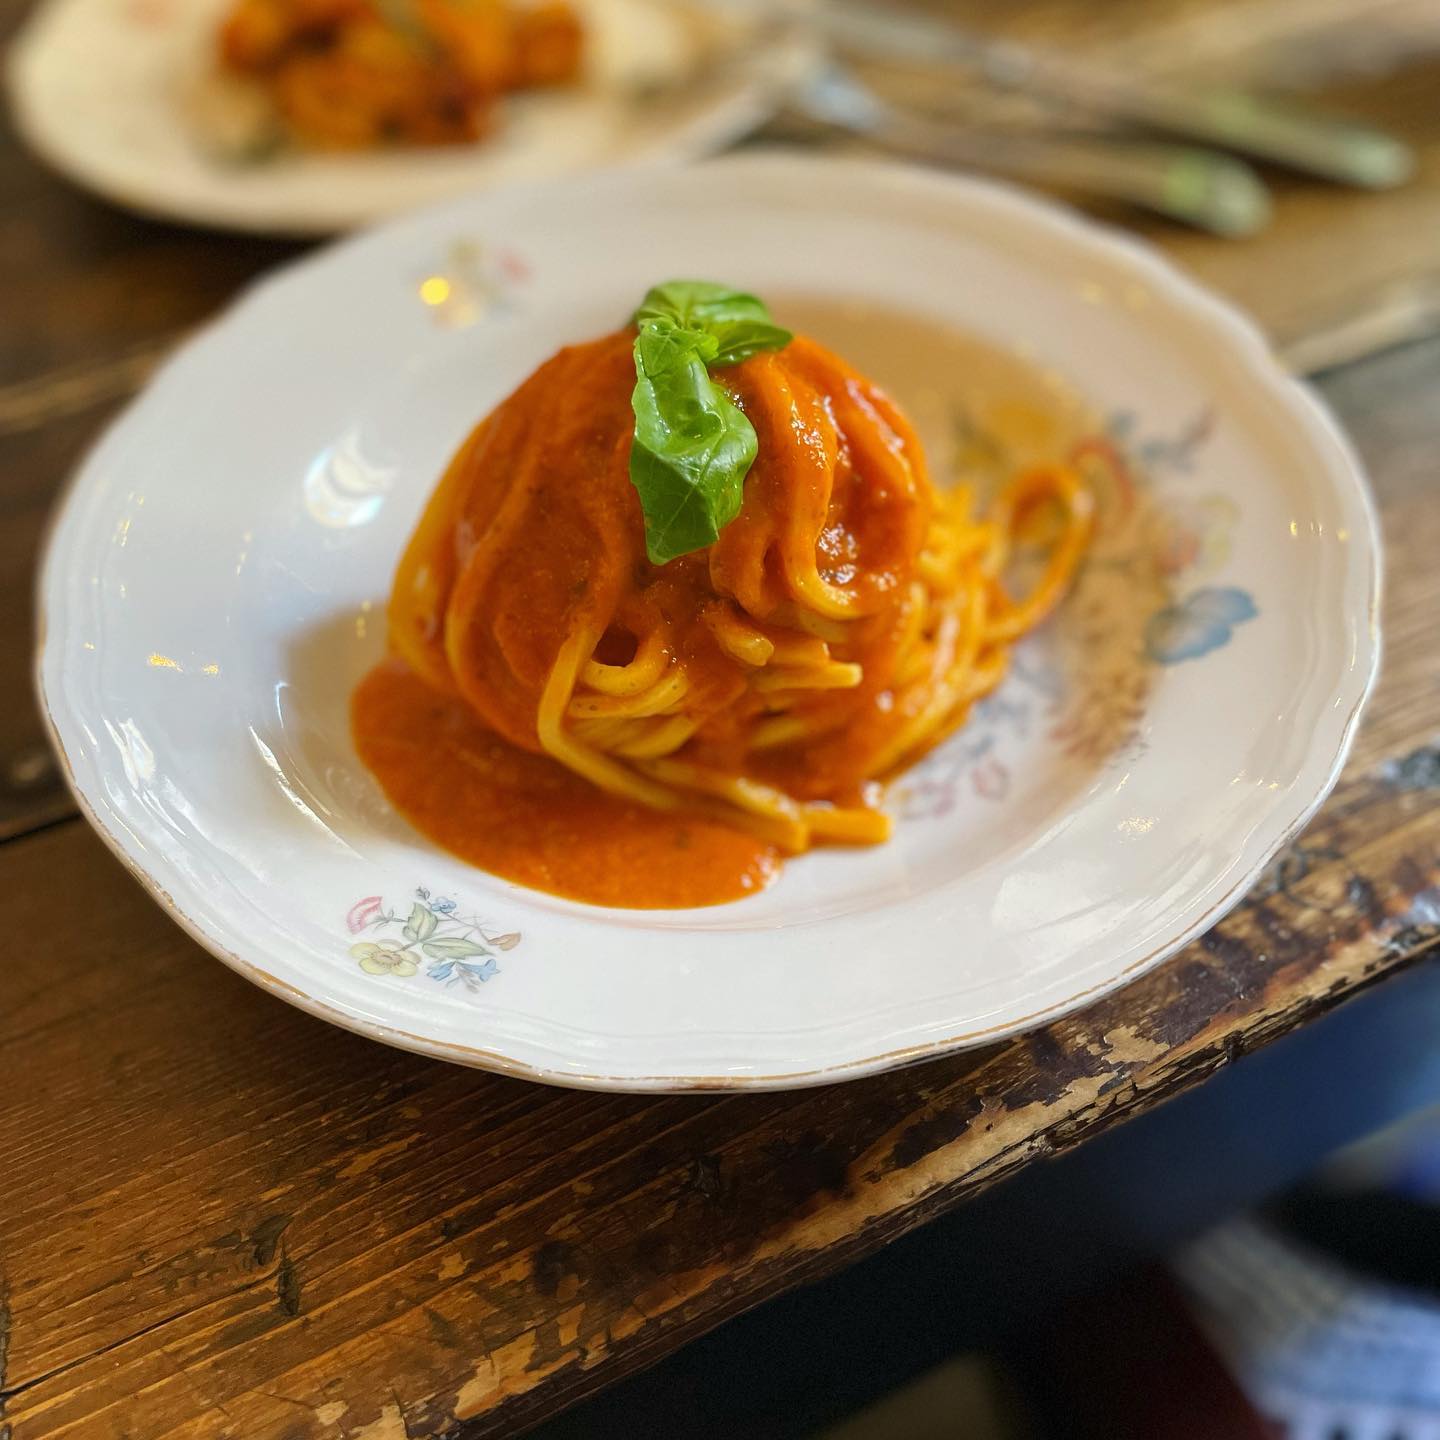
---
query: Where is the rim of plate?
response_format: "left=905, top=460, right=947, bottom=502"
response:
left=35, top=155, right=1383, bottom=1090
left=4, top=0, right=811, bottom=235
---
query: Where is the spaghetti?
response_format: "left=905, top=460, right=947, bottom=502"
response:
left=377, top=327, right=1094, bottom=875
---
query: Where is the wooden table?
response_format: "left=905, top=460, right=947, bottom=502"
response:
left=6, top=4, right=1440, bottom=1436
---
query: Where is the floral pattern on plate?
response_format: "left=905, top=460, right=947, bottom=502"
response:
left=346, top=888, right=519, bottom=991
left=897, top=404, right=1257, bottom=821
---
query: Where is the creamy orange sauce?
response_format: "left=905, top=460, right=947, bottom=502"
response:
left=353, top=658, right=778, bottom=907
left=352, top=304, right=1094, bottom=909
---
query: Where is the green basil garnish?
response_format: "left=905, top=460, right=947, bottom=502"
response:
left=628, top=280, right=791, bottom=566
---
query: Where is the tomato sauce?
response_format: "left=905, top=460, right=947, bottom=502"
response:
left=351, top=302, right=1096, bottom=909
left=353, top=658, right=779, bottom=908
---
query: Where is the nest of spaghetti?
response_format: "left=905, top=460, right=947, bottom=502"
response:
left=388, top=328, right=1093, bottom=855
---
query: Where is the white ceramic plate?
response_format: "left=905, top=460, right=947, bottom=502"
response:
left=6, top=0, right=807, bottom=234
left=37, top=157, right=1381, bottom=1090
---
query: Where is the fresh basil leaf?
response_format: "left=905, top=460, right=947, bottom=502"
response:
left=709, top=318, right=793, bottom=368
left=635, top=315, right=718, bottom=373
left=633, top=283, right=791, bottom=365
left=633, top=280, right=771, bottom=331
left=630, top=333, right=756, bottom=566
left=627, top=280, right=791, bottom=565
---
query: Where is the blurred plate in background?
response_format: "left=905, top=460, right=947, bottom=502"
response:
left=6, top=0, right=810, bottom=233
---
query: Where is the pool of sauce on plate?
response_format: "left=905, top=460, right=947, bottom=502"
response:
left=353, top=659, right=779, bottom=908
left=351, top=301, right=1093, bottom=909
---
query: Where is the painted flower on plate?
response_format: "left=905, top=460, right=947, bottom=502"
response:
left=350, top=940, right=419, bottom=977
left=346, top=895, right=383, bottom=933
left=1145, top=586, right=1258, bottom=664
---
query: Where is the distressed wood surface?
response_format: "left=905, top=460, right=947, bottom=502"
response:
left=5, top=0, right=1440, bottom=1434
left=2, top=333, right=1439, bottom=1438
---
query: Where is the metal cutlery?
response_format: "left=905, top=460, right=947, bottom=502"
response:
left=791, top=65, right=1273, bottom=237
left=790, top=0, right=1414, bottom=190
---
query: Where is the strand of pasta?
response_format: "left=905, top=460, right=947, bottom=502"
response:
left=635, top=756, right=810, bottom=852
left=581, top=628, right=670, bottom=695
left=984, top=464, right=1095, bottom=642
left=566, top=669, right=687, bottom=719
left=536, top=625, right=681, bottom=812
left=533, top=462, right=1091, bottom=849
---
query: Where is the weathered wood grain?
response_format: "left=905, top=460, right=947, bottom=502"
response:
left=5, top=0, right=1440, bottom=1433
left=1, top=328, right=1439, bottom=1437
left=1, top=706, right=1438, bottom=1438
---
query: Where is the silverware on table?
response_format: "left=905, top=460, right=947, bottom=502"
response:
left=792, top=65, right=1273, bottom=237
left=791, top=0, right=1415, bottom=190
